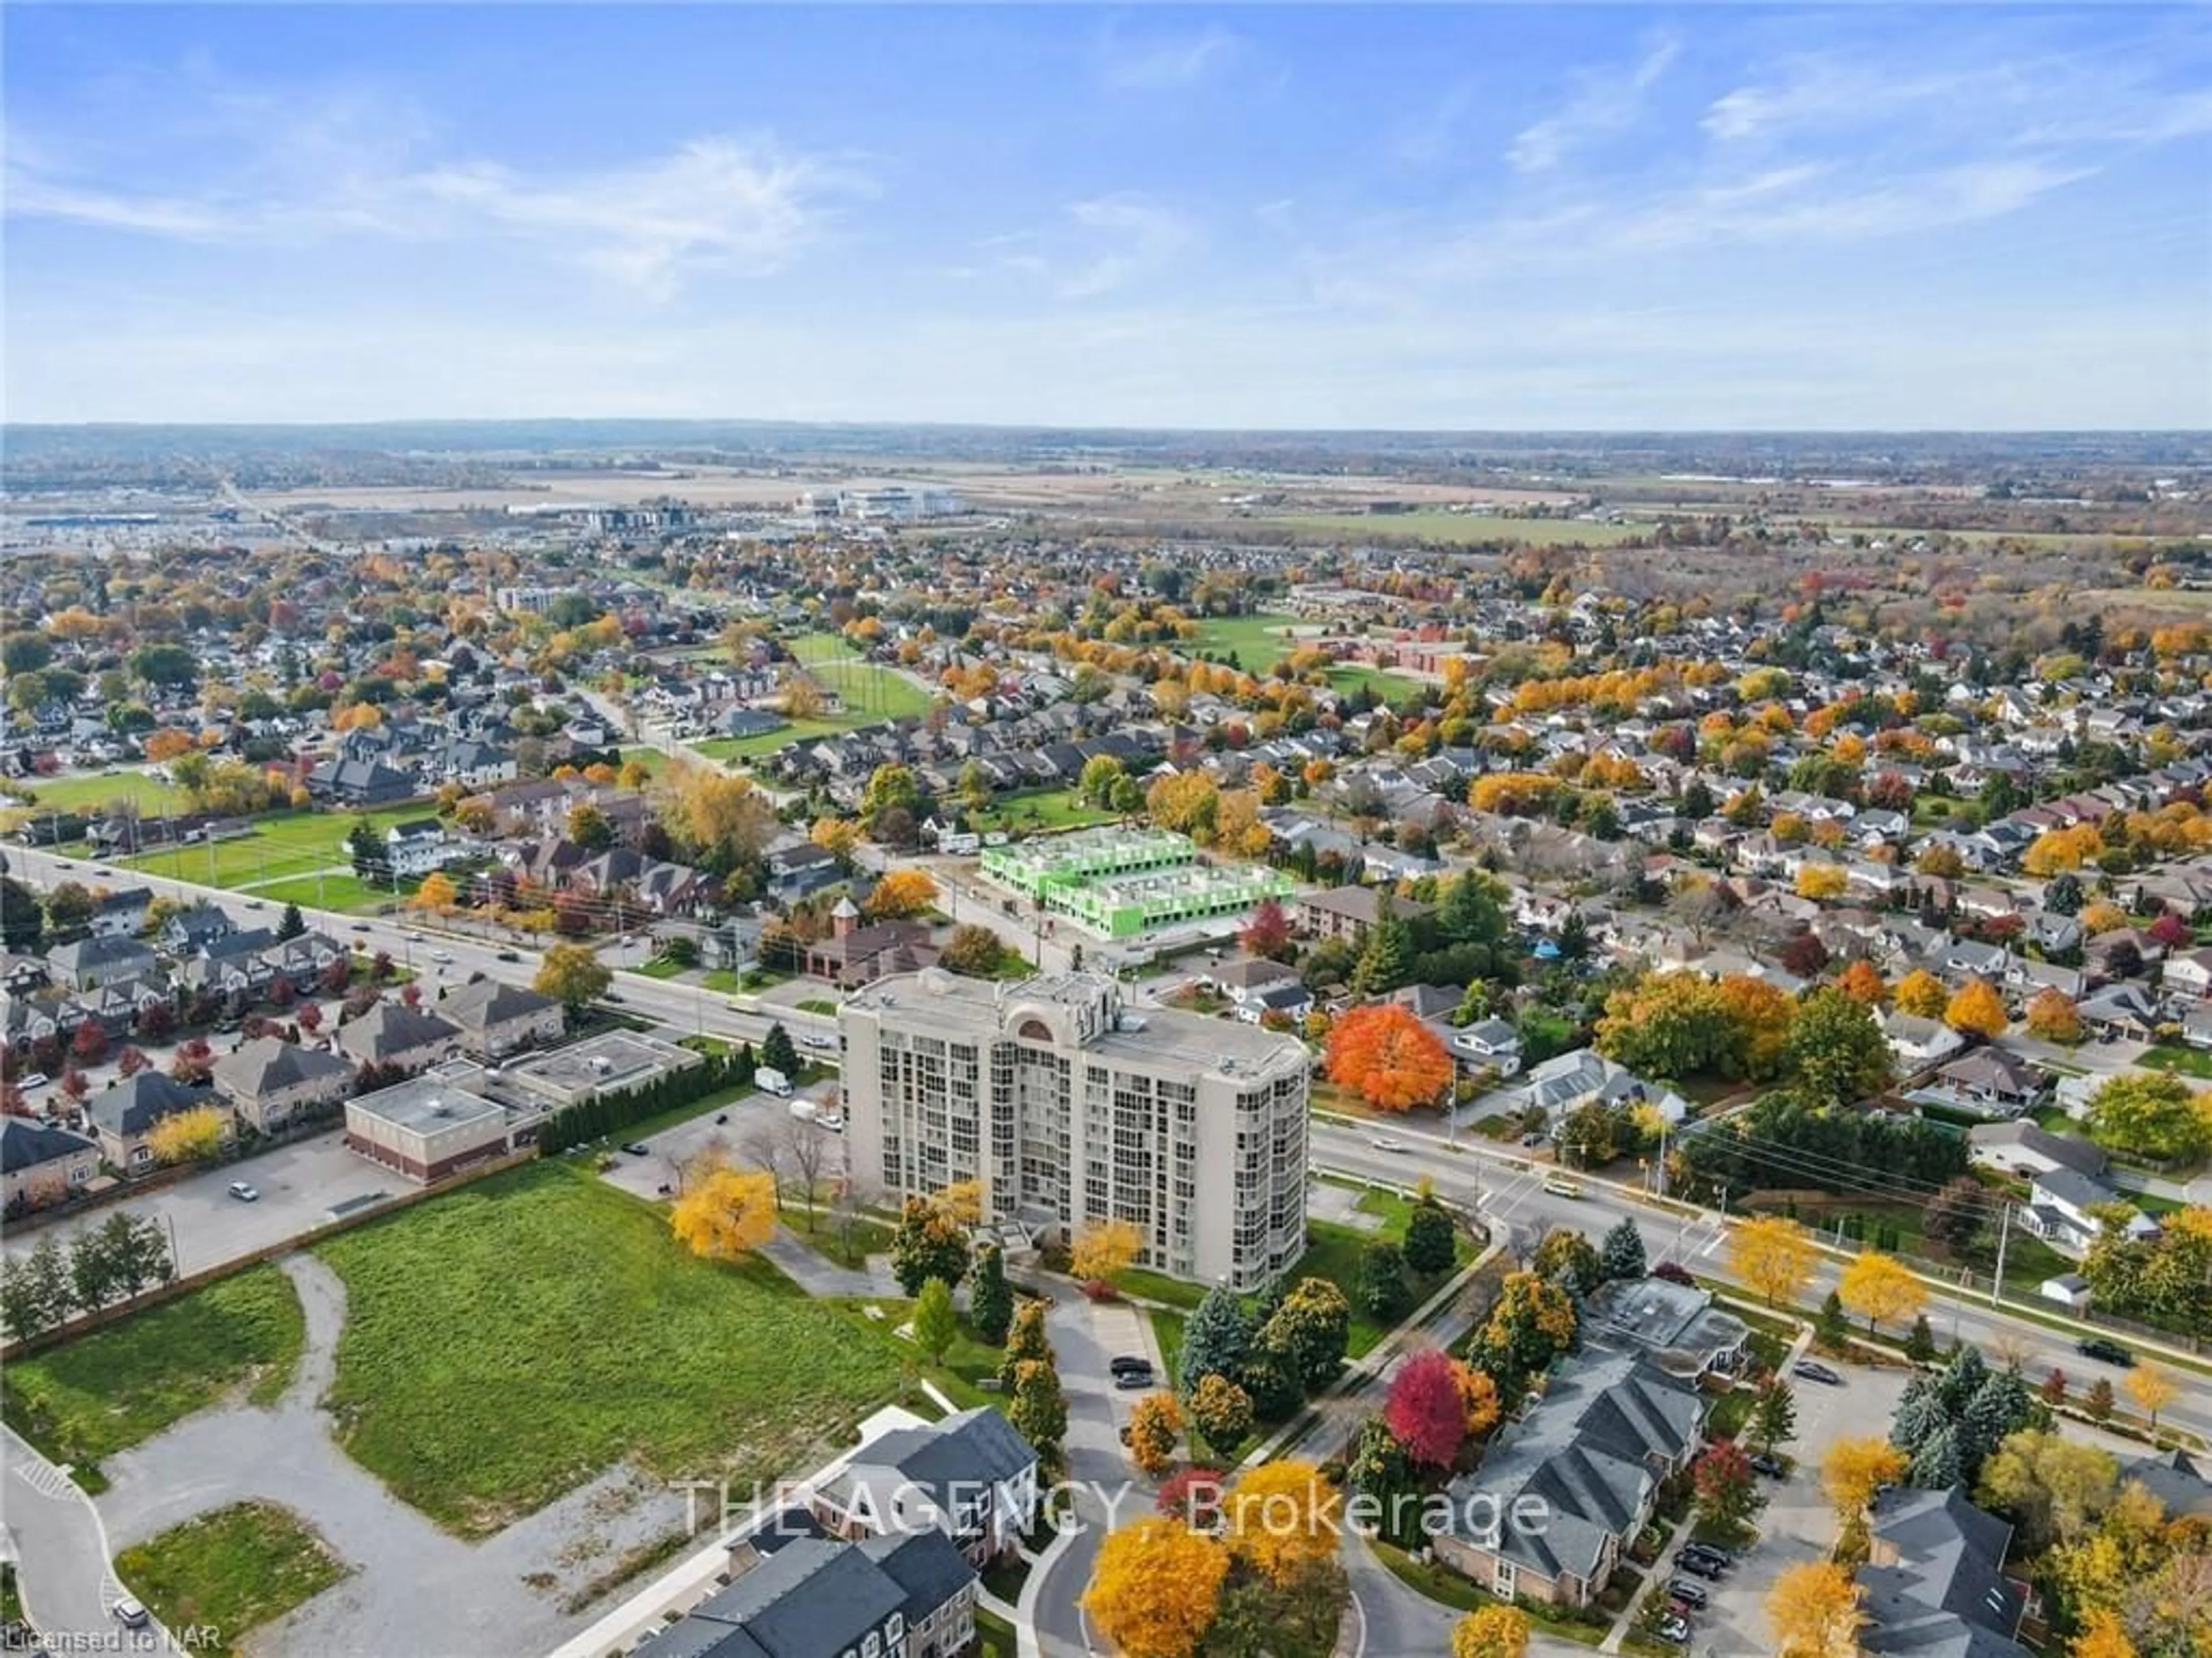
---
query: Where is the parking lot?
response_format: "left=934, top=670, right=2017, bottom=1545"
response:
left=1, top=1131, right=392, bottom=1278
left=594, top=1085, right=847, bottom=1202
left=1679, top=1356, right=1914, bottom=1653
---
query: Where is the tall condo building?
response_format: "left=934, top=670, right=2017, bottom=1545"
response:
left=839, top=970, right=1309, bottom=1289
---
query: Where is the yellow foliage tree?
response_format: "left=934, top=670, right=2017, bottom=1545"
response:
left=2123, top=1360, right=2179, bottom=1432
left=1823, top=1437, right=1908, bottom=1519
left=2026, top=987, right=2081, bottom=1043
left=1766, top=1561, right=1864, bottom=1658
left=1450, top=1605, right=1531, bottom=1658
left=1895, top=969, right=1949, bottom=1019
left=1127, top=1392, right=1181, bottom=1475
left=1081, top=1517, right=1228, bottom=1658
left=1837, top=960, right=1887, bottom=1005
left=1452, top=1361, right=1502, bottom=1439
left=866, top=867, right=940, bottom=919
left=409, top=870, right=458, bottom=912
left=670, top=1167, right=779, bottom=1261
left=1070, top=1218, right=1143, bottom=1285
left=810, top=816, right=862, bottom=863
left=1945, top=977, right=2009, bottom=1039
left=146, top=1103, right=226, bottom=1165
left=1224, top=1460, right=1342, bottom=1587
left=2070, top=1610, right=2138, bottom=1658
left=1730, top=1215, right=1818, bottom=1308
left=1838, top=1251, right=1926, bottom=1335
left=2023, top=824, right=2105, bottom=876
left=1796, top=863, right=1847, bottom=900
left=933, top=1178, right=986, bottom=1228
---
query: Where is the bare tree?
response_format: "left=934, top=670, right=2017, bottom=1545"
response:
left=781, top=1116, right=832, bottom=1229
left=740, top=1123, right=786, bottom=1212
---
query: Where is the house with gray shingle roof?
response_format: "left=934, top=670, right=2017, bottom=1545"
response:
left=2, top=1117, right=99, bottom=1211
left=815, top=1407, right=1039, bottom=1566
left=1431, top=1350, right=1706, bottom=1610
left=88, top=1072, right=233, bottom=1172
left=1859, top=1485, right=2031, bottom=1658
left=440, top=978, right=564, bottom=1058
left=336, top=1001, right=463, bottom=1075
left=213, top=1035, right=355, bottom=1133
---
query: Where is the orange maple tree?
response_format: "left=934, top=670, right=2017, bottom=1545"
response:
left=1324, top=1004, right=1453, bottom=1112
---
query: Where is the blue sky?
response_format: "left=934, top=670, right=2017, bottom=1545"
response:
left=7, top=5, right=2209, bottom=428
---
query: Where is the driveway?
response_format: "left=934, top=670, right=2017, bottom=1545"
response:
left=2, top=1132, right=385, bottom=1278
left=593, top=1089, right=845, bottom=1204
left=1691, top=1357, right=1914, bottom=1655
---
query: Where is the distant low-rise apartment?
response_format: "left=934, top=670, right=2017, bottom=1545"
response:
left=840, top=970, right=1308, bottom=1289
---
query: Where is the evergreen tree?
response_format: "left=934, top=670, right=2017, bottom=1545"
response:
left=761, top=1022, right=801, bottom=1076
left=1238, top=1327, right=1305, bottom=1420
left=1936, top=1345, right=1989, bottom=1414
left=999, top=1299, right=1053, bottom=1392
left=912, top=1277, right=959, bottom=1365
left=1357, top=1242, right=1407, bottom=1318
left=1179, top=1283, right=1255, bottom=1397
left=1259, top=1278, right=1353, bottom=1393
left=1403, top=1197, right=1458, bottom=1278
left=1960, top=1372, right=2033, bottom=1481
left=969, top=1243, right=1014, bottom=1345
left=276, top=902, right=306, bottom=941
left=1908, top=1422, right=1961, bottom=1489
left=1350, top=894, right=1412, bottom=996
left=1904, top=1314, right=1937, bottom=1363
left=1599, top=1215, right=1648, bottom=1284
left=1748, top=1378, right=1798, bottom=1454
left=1891, top=1383, right=1948, bottom=1457
left=1818, top=1289, right=1850, bottom=1346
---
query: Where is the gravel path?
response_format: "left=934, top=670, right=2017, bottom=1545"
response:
left=97, top=1253, right=688, bottom=1658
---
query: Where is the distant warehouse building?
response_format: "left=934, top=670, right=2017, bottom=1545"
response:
left=839, top=970, right=1308, bottom=1290
left=343, top=1071, right=550, bottom=1184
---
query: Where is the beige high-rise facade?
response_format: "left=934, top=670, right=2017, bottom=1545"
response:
left=839, top=970, right=1309, bottom=1289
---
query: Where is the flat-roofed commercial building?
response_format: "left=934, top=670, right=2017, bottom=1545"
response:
left=840, top=970, right=1307, bottom=1289
left=343, top=1072, right=550, bottom=1183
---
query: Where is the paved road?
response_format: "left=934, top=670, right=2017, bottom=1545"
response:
left=3, top=1425, right=137, bottom=1649
left=1307, top=1118, right=2212, bottom=1445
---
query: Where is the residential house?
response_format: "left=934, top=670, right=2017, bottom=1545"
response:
left=440, top=978, right=565, bottom=1058
left=1431, top=1350, right=1706, bottom=1610
left=2, top=1117, right=99, bottom=1211
left=87, top=887, right=153, bottom=939
left=160, top=902, right=235, bottom=954
left=2020, top=1166, right=2160, bottom=1257
left=813, top=1407, right=1039, bottom=1566
left=1966, top=1120, right=2109, bottom=1183
left=2164, top=946, right=2212, bottom=999
left=2119, top=1448, right=2212, bottom=1521
left=2075, top=982, right=2159, bottom=1040
left=1925, top=1047, right=2044, bottom=1118
left=385, top=819, right=464, bottom=878
left=336, top=1001, right=465, bottom=1075
left=632, top=1528, right=978, bottom=1658
left=767, top=843, right=847, bottom=904
left=1508, top=1048, right=1689, bottom=1129
left=177, top=928, right=279, bottom=1000
left=47, top=935, right=158, bottom=993
left=1450, top=1018, right=1525, bottom=1077
left=804, top=901, right=938, bottom=991
left=211, top=1037, right=355, bottom=1134
left=87, top=1072, right=233, bottom=1173
left=1884, top=1014, right=1967, bottom=1075
left=1858, top=1486, right=2031, bottom=1658
left=1234, top=981, right=1313, bottom=1026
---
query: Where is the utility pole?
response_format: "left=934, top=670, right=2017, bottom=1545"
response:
left=1989, top=1201, right=2012, bottom=1308
left=1656, top=1120, right=1669, bottom=1201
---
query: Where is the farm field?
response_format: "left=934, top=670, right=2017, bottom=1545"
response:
left=787, top=631, right=936, bottom=721
left=1271, top=511, right=1652, bottom=547
left=2, top=1267, right=305, bottom=1475
left=116, top=1500, right=347, bottom=1657
left=12, top=769, right=185, bottom=815
left=312, top=1161, right=903, bottom=1536
left=120, top=806, right=427, bottom=894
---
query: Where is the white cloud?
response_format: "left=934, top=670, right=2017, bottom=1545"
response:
left=4, top=105, right=863, bottom=297
left=1509, top=37, right=1680, bottom=173
left=995, top=195, right=1199, bottom=301
left=1099, top=23, right=1243, bottom=92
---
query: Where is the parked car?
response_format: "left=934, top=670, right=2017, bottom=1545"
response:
left=1666, top=1580, right=1710, bottom=1610
left=227, top=1181, right=260, bottom=1202
left=112, top=1599, right=149, bottom=1630
left=1109, top=1356, right=1154, bottom=1377
left=1795, top=1360, right=1844, bottom=1386
left=2077, top=1337, right=2135, bottom=1368
left=620, top=1141, right=652, bottom=1156
left=1676, top=1553, right=1725, bottom=1580
left=1749, top=1452, right=1789, bottom=1479
left=18, top=1072, right=48, bottom=1091
left=1653, top=1613, right=1691, bottom=1645
left=1113, top=1368, right=1155, bottom=1391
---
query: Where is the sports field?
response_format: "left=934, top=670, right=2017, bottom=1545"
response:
left=1185, top=612, right=1310, bottom=664
left=14, top=770, right=185, bottom=815
left=122, top=806, right=429, bottom=900
left=787, top=632, right=935, bottom=720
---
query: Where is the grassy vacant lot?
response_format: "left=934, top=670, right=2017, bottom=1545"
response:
left=15, top=769, right=186, bottom=815
left=695, top=717, right=855, bottom=764
left=3, top=1266, right=304, bottom=1473
left=2140, top=1042, right=2212, bottom=1079
left=313, top=1161, right=902, bottom=1537
left=122, top=806, right=426, bottom=894
left=1325, top=663, right=1426, bottom=703
left=1274, top=511, right=1650, bottom=547
left=789, top=631, right=936, bottom=721
left=116, top=1500, right=346, bottom=1656
left=1187, top=613, right=1307, bottom=664
left=971, top=787, right=1117, bottom=834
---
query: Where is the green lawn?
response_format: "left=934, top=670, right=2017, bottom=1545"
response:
left=787, top=632, right=937, bottom=721
left=787, top=1212, right=898, bottom=1272
left=975, top=1606, right=1019, bottom=1658
left=237, top=872, right=392, bottom=914
left=696, top=718, right=856, bottom=763
left=970, top=788, right=1118, bottom=833
left=1150, top=1309, right=1187, bottom=1392
left=122, top=806, right=429, bottom=894
left=1273, top=511, right=1652, bottom=548
left=2139, top=1043, right=2212, bottom=1079
left=2, top=1266, right=305, bottom=1473
left=16, top=769, right=185, bottom=814
left=1187, top=613, right=1308, bottom=665
left=115, top=1500, right=347, bottom=1656
left=635, top=957, right=685, bottom=980
left=312, top=1162, right=903, bottom=1536
left=1325, top=664, right=1426, bottom=703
